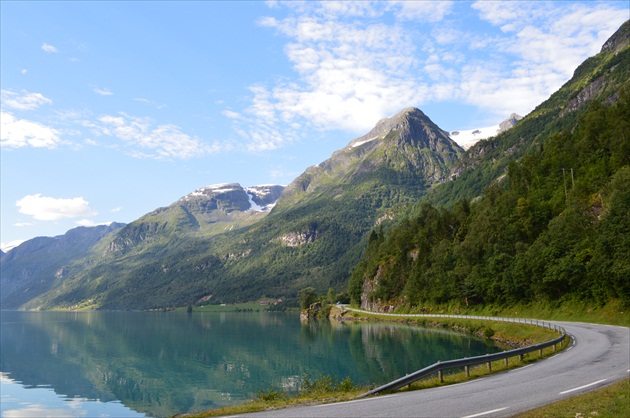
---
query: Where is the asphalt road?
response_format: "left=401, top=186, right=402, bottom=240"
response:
left=238, top=321, right=629, bottom=417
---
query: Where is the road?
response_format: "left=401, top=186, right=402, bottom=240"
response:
left=238, top=321, right=629, bottom=417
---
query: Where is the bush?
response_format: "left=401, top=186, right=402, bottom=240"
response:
left=256, top=388, right=286, bottom=402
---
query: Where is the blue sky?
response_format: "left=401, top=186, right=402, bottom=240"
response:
left=1, top=1, right=628, bottom=251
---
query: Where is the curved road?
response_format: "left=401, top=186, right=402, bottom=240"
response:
left=240, top=321, right=629, bottom=417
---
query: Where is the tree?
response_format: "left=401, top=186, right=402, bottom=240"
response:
left=298, top=287, right=317, bottom=309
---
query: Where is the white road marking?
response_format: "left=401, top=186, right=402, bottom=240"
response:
left=461, top=407, right=509, bottom=418
left=559, top=379, right=607, bottom=395
left=314, top=394, right=397, bottom=407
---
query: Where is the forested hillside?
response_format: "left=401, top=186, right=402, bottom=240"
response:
left=349, top=89, right=630, bottom=310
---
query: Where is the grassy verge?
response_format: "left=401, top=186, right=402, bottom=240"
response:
left=178, top=376, right=365, bottom=418
left=514, top=378, right=630, bottom=418
left=395, top=299, right=629, bottom=327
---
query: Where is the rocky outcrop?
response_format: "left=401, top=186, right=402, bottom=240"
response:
left=560, top=77, right=610, bottom=117
left=601, top=20, right=630, bottom=55
left=498, top=113, right=522, bottom=134
left=278, top=227, right=318, bottom=247
left=359, top=264, right=400, bottom=313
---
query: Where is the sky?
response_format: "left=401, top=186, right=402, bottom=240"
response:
left=1, top=1, right=628, bottom=251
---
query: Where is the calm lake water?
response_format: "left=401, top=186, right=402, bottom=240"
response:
left=1, top=310, right=500, bottom=417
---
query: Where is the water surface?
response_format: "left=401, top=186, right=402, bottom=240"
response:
left=0, top=310, right=500, bottom=417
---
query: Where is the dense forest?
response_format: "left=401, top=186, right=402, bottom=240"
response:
left=349, top=89, right=630, bottom=309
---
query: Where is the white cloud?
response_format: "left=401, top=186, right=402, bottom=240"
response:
left=41, top=43, right=58, bottom=53
left=133, top=98, right=166, bottom=109
left=16, top=194, right=96, bottom=221
left=389, top=1, right=454, bottom=22
left=93, top=87, right=114, bottom=96
left=239, top=4, right=434, bottom=150
left=110, top=206, right=122, bottom=213
left=0, top=112, right=62, bottom=149
left=75, top=219, right=112, bottom=227
left=1, top=90, right=52, bottom=110
left=95, top=112, right=222, bottom=159
left=237, top=0, right=629, bottom=144
left=460, top=1, right=629, bottom=118
left=222, top=110, right=241, bottom=119
left=1, top=240, right=25, bottom=252
left=14, top=222, right=34, bottom=227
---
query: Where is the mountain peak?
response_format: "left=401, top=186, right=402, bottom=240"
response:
left=348, top=107, right=453, bottom=151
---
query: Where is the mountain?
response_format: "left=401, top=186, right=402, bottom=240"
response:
left=0, top=223, right=125, bottom=309
left=14, top=109, right=462, bottom=310
left=349, top=20, right=630, bottom=311
left=108, top=183, right=284, bottom=256
left=448, top=113, right=522, bottom=150
left=277, top=107, right=462, bottom=209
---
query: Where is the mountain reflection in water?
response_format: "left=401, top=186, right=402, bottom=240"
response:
left=0, top=311, right=500, bottom=417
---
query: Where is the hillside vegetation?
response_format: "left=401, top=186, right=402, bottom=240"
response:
left=349, top=89, right=630, bottom=311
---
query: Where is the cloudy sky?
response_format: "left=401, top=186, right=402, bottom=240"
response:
left=1, top=1, right=628, bottom=251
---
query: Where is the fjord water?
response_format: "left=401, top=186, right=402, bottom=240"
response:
left=1, top=311, right=500, bottom=417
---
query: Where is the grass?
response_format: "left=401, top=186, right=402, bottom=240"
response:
left=454, top=299, right=629, bottom=327
left=178, top=376, right=365, bottom=418
left=514, top=378, right=630, bottom=418
left=175, top=300, right=292, bottom=312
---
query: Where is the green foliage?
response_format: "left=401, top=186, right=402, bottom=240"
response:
left=300, top=375, right=357, bottom=395
left=256, top=388, right=287, bottom=402
left=350, top=88, right=630, bottom=310
left=298, top=287, right=318, bottom=309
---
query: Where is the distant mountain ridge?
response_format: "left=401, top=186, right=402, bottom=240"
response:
left=0, top=223, right=126, bottom=309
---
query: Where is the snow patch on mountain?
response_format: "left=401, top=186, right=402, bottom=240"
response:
left=180, top=183, right=241, bottom=201
left=448, top=125, right=500, bottom=149
left=448, top=114, right=522, bottom=149
left=245, top=192, right=266, bottom=212
left=350, top=135, right=381, bottom=149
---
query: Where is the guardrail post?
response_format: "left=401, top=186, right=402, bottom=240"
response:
left=465, top=365, right=470, bottom=377
left=438, top=370, right=443, bottom=382
left=504, top=358, right=509, bottom=367
left=519, top=354, right=523, bottom=362
left=487, top=361, right=492, bottom=372
left=538, top=348, right=543, bottom=357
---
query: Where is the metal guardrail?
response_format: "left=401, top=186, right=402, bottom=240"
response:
left=347, top=310, right=568, bottom=398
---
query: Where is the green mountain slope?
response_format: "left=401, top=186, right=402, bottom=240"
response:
left=19, top=109, right=462, bottom=310
left=0, top=223, right=125, bottom=309
left=430, top=20, right=630, bottom=208
left=349, top=21, right=630, bottom=311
